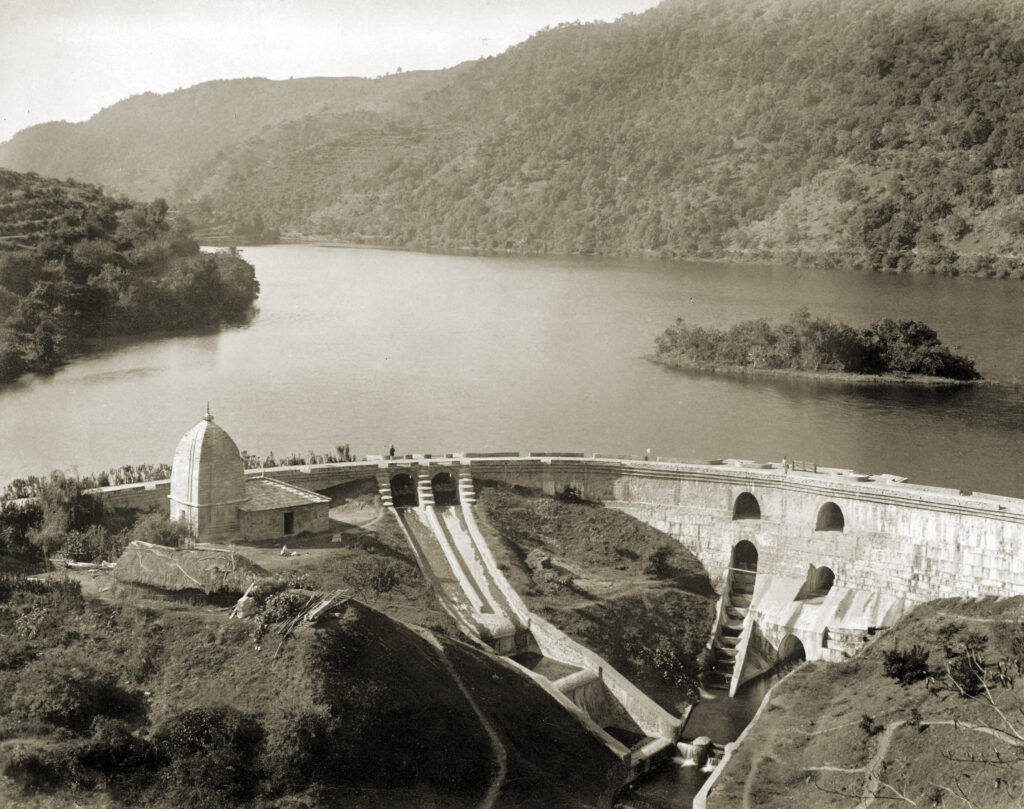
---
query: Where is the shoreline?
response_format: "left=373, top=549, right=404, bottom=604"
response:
left=229, top=236, right=1024, bottom=280
left=646, top=355, right=984, bottom=387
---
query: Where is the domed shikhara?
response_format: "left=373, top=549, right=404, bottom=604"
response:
left=169, top=409, right=248, bottom=542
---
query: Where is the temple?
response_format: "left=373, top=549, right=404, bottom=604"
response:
left=168, top=407, right=330, bottom=544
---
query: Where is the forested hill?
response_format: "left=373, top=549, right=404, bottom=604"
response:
left=0, top=73, right=454, bottom=203
left=0, top=170, right=259, bottom=383
left=7, top=0, right=1024, bottom=276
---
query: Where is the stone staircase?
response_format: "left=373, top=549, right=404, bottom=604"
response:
left=706, top=568, right=756, bottom=690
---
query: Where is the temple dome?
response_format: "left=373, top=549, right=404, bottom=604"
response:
left=169, top=409, right=247, bottom=541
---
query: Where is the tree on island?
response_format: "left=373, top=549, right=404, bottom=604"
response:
left=653, top=308, right=981, bottom=381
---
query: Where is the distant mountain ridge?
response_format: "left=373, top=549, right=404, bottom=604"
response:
left=5, top=0, right=1024, bottom=276
left=0, top=73, right=455, bottom=200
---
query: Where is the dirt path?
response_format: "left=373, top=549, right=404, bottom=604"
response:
left=935, top=611, right=1021, bottom=624
left=858, top=721, right=902, bottom=808
left=413, top=627, right=508, bottom=809
left=741, top=753, right=762, bottom=809
left=804, top=716, right=1024, bottom=808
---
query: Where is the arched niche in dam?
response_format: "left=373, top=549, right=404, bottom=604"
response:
left=389, top=473, right=418, bottom=507
left=431, top=471, right=458, bottom=506
left=796, top=564, right=836, bottom=601
left=731, top=539, right=759, bottom=571
left=778, top=634, right=806, bottom=664
left=733, top=492, right=762, bottom=520
left=815, top=501, right=845, bottom=532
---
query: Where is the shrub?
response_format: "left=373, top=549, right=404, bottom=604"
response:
left=859, top=714, right=882, bottom=736
left=0, top=638, right=34, bottom=669
left=883, top=644, right=930, bottom=686
left=369, top=561, right=400, bottom=594
left=644, top=544, right=676, bottom=577
left=63, top=524, right=118, bottom=562
left=153, top=706, right=264, bottom=808
left=1009, top=623, right=1024, bottom=672
left=947, top=654, right=986, bottom=697
left=2, top=741, right=91, bottom=792
left=127, top=510, right=190, bottom=548
left=10, top=658, right=145, bottom=733
left=260, top=711, right=331, bottom=793
left=259, top=590, right=311, bottom=624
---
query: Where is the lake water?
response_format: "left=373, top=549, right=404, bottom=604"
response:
left=2, top=245, right=1023, bottom=496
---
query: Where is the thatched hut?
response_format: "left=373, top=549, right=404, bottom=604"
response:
left=113, top=540, right=280, bottom=596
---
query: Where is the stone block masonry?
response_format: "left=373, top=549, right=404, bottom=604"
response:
left=87, top=454, right=1024, bottom=603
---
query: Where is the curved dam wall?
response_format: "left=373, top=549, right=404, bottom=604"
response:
left=461, top=456, right=1024, bottom=603
left=89, top=454, right=1024, bottom=606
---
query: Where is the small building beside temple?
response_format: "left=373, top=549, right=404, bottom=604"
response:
left=169, top=408, right=330, bottom=544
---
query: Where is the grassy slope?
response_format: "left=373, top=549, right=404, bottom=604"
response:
left=0, top=589, right=617, bottom=809
left=707, top=596, right=1024, bottom=809
left=473, top=483, right=716, bottom=709
left=0, top=481, right=622, bottom=809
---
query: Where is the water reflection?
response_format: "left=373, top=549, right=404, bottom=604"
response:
left=1, top=246, right=1022, bottom=497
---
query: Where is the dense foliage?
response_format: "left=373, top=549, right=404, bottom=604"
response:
left=0, top=581, right=507, bottom=808
left=0, top=169, right=259, bottom=383
left=0, top=472, right=187, bottom=563
left=7, top=1, right=1024, bottom=274
left=653, top=308, right=981, bottom=380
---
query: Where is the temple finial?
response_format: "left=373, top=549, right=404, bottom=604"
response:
left=204, top=401, right=213, bottom=421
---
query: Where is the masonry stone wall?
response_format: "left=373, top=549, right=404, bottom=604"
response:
left=462, top=456, right=1024, bottom=602
left=87, top=454, right=1024, bottom=603
left=239, top=502, right=330, bottom=541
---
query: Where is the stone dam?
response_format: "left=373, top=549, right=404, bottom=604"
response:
left=88, top=452, right=1024, bottom=793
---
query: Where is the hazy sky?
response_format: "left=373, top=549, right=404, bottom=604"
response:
left=0, top=0, right=656, bottom=142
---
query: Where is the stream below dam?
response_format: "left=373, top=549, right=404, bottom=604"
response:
left=620, top=673, right=782, bottom=808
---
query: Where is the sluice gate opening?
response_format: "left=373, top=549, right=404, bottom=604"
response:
left=431, top=471, right=459, bottom=506
left=389, top=473, right=418, bottom=507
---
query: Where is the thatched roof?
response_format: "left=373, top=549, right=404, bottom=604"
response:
left=113, top=541, right=280, bottom=594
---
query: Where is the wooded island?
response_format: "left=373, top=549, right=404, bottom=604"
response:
left=651, top=309, right=981, bottom=382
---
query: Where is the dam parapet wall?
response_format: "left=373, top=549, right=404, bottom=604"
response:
left=85, top=453, right=1024, bottom=604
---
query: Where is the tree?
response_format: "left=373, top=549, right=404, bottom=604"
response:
left=27, top=472, right=102, bottom=559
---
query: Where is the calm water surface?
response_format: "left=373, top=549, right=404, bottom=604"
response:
left=2, top=245, right=1022, bottom=495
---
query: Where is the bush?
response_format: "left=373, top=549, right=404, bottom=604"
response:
left=260, top=711, right=331, bottom=793
left=2, top=742, right=91, bottom=792
left=0, top=638, right=35, bottom=669
left=644, top=544, right=676, bottom=577
left=153, top=706, right=264, bottom=808
left=369, top=561, right=400, bottom=594
left=344, top=557, right=413, bottom=598
left=63, top=524, right=121, bottom=562
left=883, top=644, right=930, bottom=686
left=127, top=510, right=190, bottom=548
left=11, top=658, right=145, bottom=733
left=859, top=714, right=883, bottom=736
